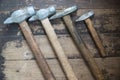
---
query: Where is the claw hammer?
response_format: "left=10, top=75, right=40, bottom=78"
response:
left=4, top=6, right=55, bottom=80
left=50, top=6, right=105, bottom=80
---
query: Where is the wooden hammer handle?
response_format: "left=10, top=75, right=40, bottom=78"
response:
left=41, top=18, right=78, bottom=80
left=85, top=18, right=106, bottom=57
left=63, top=15, right=105, bottom=80
left=19, top=21, right=55, bottom=80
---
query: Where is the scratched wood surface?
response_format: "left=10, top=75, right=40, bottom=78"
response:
left=0, top=0, right=120, bottom=80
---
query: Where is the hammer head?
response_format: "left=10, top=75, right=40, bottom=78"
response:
left=4, top=6, right=35, bottom=24
left=76, top=11, right=94, bottom=22
left=29, top=6, right=56, bottom=21
left=49, top=6, right=77, bottom=20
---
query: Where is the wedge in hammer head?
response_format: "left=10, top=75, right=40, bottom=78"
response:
left=76, top=11, right=94, bottom=22
left=50, top=6, right=77, bottom=20
left=29, top=6, right=56, bottom=21
left=4, top=6, right=35, bottom=24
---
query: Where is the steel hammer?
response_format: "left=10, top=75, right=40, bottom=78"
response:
left=50, top=6, right=105, bottom=80
left=4, top=6, right=55, bottom=80
left=76, top=11, right=106, bottom=57
left=29, top=6, right=78, bottom=80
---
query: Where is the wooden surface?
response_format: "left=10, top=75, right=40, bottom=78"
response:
left=0, top=0, right=120, bottom=80
left=63, top=15, right=105, bottom=80
left=19, top=21, right=55, bottom=80
left=84, top=18, right=106, bottom=57
left=41, top=18, right=78, bottom=80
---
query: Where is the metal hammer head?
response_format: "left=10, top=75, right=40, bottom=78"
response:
left=49, top=6, right=77, bottom=20
left=29, top=6, right=56, bottom=21
left=4, top=6, right=35, bottom=24
left=76, top=11, right=94, bottom=22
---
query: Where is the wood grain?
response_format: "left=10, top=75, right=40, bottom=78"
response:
left=41, top=18, right=78, bottom=80
left=0, top=0, right=120, bottom=11
left=3, top=58, right=120, bottom=80
left=85, top=18, right=106, bottom=57
left=0, top=0, right=120, bottom=80
left=19, top=21, right=55, bottom=80
left=63, top=15, right=105, bottom=80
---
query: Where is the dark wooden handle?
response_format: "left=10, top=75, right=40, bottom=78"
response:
left=85, top=18, right=106, bottom=57
left=41, top=18, right=78, bottom=80
left=63, top=15, right=105, bottom=80
left=19, top=21, right=55, bottom=80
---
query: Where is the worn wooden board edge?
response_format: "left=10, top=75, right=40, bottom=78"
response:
left=1, top=35, right=120, bottom=60
left=2, top=57, right=120, bottom=80
left=0, top=36, right=20, bottom=80
left=0, top=0, right=120, bottom=11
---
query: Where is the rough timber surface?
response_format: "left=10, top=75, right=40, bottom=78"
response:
left=0, top=0, right=120, bottom=80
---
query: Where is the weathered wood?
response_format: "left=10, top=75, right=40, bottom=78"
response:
left=75, top=9, right=120, bottom=33
left=1, top=35, right=79, bottom=60
left=63, top=15, right=105, bottom=80
left=1, top=9, right=120, bottom=58
left=19, top=21, right=55, bottom=80
left=3, top=58, right=120, bottom=80
left=0, top=0, right=120, bottom=11
left=1, top=35, right=120, bottom=60
left=85, top=18, right=106, bottom=57
left=0, top=0, right=120, bottom=80
left=41, top=18, right=78, bottom=80
left=0, top=9, right=120, bottom=34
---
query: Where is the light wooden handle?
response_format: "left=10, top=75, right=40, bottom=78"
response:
left=63, top=15, right=105, bottom=80
left=19, top=21, right=55, bottom=80
left=41, top=18, right=78, bottom=80
left=85, top=18, right=106, bottom=57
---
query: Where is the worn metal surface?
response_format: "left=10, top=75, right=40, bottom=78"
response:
left=50, top=6, right=77, bottom=20
left=76, top=11, right=94, bottom=21
left=4, top=6, right=35, bottom=24
left=29, top=6, right=56, bottom=21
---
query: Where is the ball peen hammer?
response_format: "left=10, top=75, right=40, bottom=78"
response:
left=76, top=11, right=106, bottom=57
left=50, top=6, right=105, bottom=80
left=29, top=6, right=78, bottom=80
left=4, top=6, right=56, bottom=80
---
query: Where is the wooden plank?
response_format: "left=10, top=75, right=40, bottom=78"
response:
left=1, top=35, right=120, bottom=60
left=75, top=9, right=120, bottom=33
left=3, top=57, right=120, bottom=80
left=0, top=0, right=120, bottom=11
left=1, top=9, right=120, bottom=35
left=1, top=35, right=79, bottom=60
left=92, top=0, right=120, bottom=9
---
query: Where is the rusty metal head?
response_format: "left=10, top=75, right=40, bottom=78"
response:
left=29, top=6, right=56, bottom=21
left=4, top=6, right=35, bottom=24
left=49, top=6, right=77, bottom=20
left=76, top=11, right=94, bottom=22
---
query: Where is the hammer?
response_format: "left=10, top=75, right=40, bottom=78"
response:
left=4, top=6, right=55, bottom=80
left=50, top=6, right=105, bottom=80
left=76, top=11, right=106, bottom=57
left=29, top=6, right=78, bottom=80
